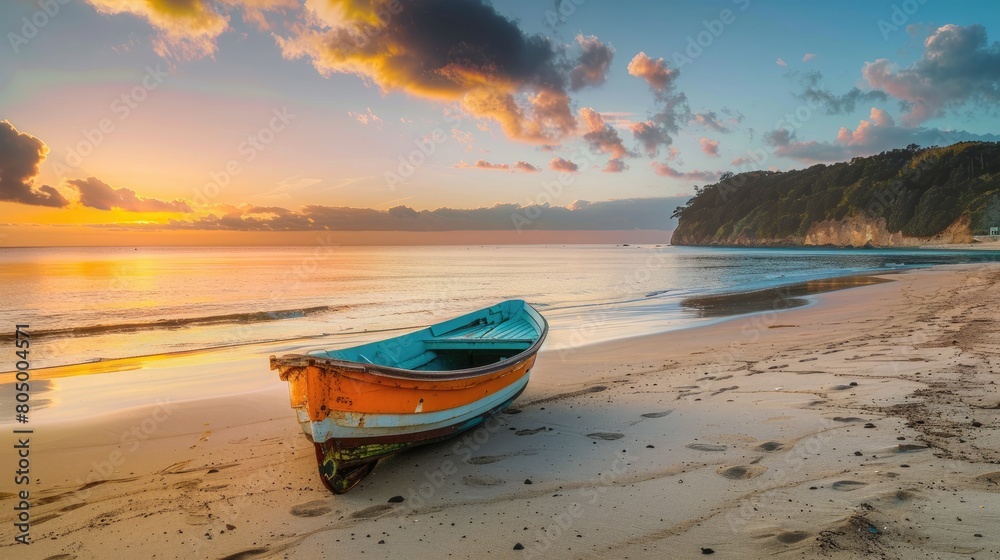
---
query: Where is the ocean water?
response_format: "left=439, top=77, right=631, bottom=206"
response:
left=2, top=244, right=999, bottom=370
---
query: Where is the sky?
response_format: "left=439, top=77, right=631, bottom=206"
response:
left=1, top=0, right=999, bottom=245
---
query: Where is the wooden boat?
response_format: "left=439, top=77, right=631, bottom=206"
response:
left=269, top=299, right=547, bottom=494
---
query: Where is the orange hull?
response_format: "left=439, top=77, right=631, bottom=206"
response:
left=279, top=353, right=536, bottom=420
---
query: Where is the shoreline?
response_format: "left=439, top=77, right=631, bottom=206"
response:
left=0, top=265, right=932, bottom=377
left=2, top=263, right=999, bottom=559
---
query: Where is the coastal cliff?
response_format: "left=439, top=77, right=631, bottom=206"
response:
left=671, top=142, right=1000, bottom=247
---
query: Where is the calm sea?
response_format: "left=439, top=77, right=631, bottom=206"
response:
left=2, top=245, right=998, bottom=370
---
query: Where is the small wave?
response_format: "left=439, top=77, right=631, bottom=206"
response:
left=645, top=290, right=671, bottom=298
left=0, top=305, right=343, bottom=342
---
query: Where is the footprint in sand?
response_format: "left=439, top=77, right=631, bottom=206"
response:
left=717, top=465, right=767, bottom=480
left=830, top=385, right=853, bottom=391
left=463, top=475, right=505, bottom=487
left=892, top=490, right=915, bottom=503
left=515, top=427, right=546, bottom=436
left=36, top=492, right=72, bottom=506
left=217, top=548, right=268, bottom=560
left=967, top=472, right=1000, bottom=491
left=525, top=385, right=607, bottom=407
left=351, top=504, right=394, bottom=519
left=587, top=432, right=625, bottom=441
left=831, top=416, right=864, bottom=423
left=640, top=411, right=673, bottom=418
left=686, top=443, right=728, bottom=452
left=755, top=441, right=784, bottom=452
left=34, top=513, right=61, bottom=526
left=43, top=555, right=77, bottom=560
left=59, top=503, right=87, bottom=512
left=467, top=455, right=505, bottom=465
left=775, top=530, right=811, bottom=544
left=290, top=500, right=333, bottom=518
left=830, top=480, right=867, bottom=491
left=160, top=460, right=193, bottom=474
left=467, top=450, right=538, bottom=464
left=894, top=443, right=929, bottom=453
left=173, top=479, right=201, bottom=491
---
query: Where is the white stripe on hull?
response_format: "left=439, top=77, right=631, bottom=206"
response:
left=295, top=372, right=531, bottom=442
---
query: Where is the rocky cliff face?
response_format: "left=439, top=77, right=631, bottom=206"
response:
left=671, top=214, right=974, bottom=248
left=802, top=214, right=973, bottom=247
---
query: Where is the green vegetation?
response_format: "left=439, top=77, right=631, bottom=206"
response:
left=671, top=142, right=1000, bottom=246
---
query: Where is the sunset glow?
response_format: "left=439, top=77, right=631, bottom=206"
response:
left=3, top=1, right=999, bottom=245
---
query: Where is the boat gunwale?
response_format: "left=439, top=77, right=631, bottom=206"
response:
left=270, top=301, right=548, bottom=382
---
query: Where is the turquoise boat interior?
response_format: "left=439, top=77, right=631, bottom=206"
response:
left=308, top=299, right=546, bottom=372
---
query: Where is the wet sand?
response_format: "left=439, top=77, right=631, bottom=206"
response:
left=2, top=264, right=999, bottom=559
left=680, top=274, right=893, bottom=317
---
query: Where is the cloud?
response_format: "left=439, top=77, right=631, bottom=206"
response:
left=690, top=111, right=731, bottom=133
left=276, top=0, right=594, bottom=143
left=603, top=158, right=627, bottom=173
left=452, top=128, right=476, bottom=152
left=84, top=0, right=230, bottom=60
left=579, top=107, right=629, bottom=163
left=650, top=162, right=718, bottom=182
left=222, top=0, right=298, bottom=31
left=455, top=160, right=509, bottom=171
left=862, top=24, right=1000, bottom=126
left=570, top=35, right=615, bottom=91
left=0, top=121, right=69, bottom=208
left=777, top=58, right=787, bottom=67
left=81, top=0, right=301, bottom=58
left=454, top=159, right=538, bottom=172
left=630, top=120, right=671, bottom=157
left=549, top=157, right=579, bottom=173
left=627, top=52, right=676, bottom=93
left=836, top=107, right=895, bottom=144
left=627, top=51, right=688, bottom=157
left=67, top=177, right=193, bottom=212
left=347, top=107, right=383, bottom=126
left=764, top=107, right=1000, bottom=163
left=699, top=138, right=720, bottom=157
left=140, top=197, right=692, bottom=231
left=803, top=53, right=816, bottom=62
left=796, top=71, right=889, bottom=114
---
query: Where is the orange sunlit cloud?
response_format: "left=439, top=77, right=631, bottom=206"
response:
left=274, top=0, right=612, bottom=143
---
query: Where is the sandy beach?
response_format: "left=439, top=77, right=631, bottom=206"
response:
left=3, top=263, right=1000, bottom=560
